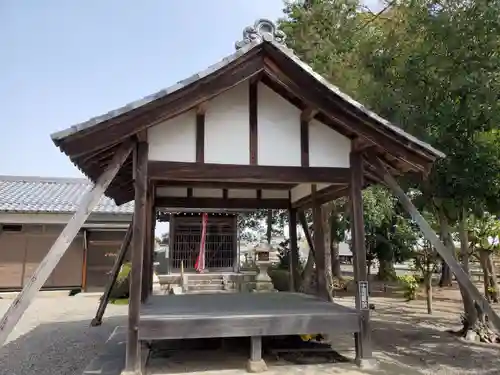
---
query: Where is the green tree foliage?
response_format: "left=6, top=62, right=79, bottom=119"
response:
left=280, top=1, right=500, bottom=325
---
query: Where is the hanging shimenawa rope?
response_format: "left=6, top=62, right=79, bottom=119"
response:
left=195, top=213, right=208, bottom=272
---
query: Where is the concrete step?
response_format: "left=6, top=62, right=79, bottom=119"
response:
left=186, top=278, right=224, bottom=285
left=188, top=283, right=226, bottom=291
left=186, top=289, right=238, bottom=295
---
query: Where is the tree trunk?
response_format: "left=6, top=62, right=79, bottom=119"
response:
left=300, top=246, right=315, bottom=293
left=425, top=260, right=433, bottom=314
left=322, top=205, right=334, bottom=301
left=439, top=262, right=453, bottom=287
left=437, top=207, right=454, bottom=287
left=377, top=257, right=396, bottom=281
left=266, top=209, right=273, bottom=244
left=331, top=241, right=342, bottom=279
left=486, top=252, right=499, bottom=303
left=458, top=210, right=470, bottom=275
left=479, top=250, right=491, bottom=301
left=451, top=206, right=479, bottom=336
left=329, top=212, right=343, bottom=279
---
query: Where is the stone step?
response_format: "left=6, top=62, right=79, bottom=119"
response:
left=186, top=278, right=224, bottom=285
left=186, top=289, right=238, bottom=295
left=188, top=283, right=226, bottom=291
left=184, top=274, right=229, bottom=281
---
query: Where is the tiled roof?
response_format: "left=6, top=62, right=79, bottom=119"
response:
left=0, top=175, right=134, bottom=214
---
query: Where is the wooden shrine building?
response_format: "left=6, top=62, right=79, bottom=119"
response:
left=3, top=18, right=469, bottom=375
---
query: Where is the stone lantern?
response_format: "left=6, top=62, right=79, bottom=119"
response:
left=253, top=242, right=276, bottom=292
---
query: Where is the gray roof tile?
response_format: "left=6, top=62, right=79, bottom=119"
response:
left=0, top=176, right=134, bottom=214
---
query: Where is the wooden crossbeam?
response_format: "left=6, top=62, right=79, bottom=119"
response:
left=0, top=140, right=133, bottom=345
left=91, top=221, right=133, bottom=327
left=372, top=157, right=500, bottom=333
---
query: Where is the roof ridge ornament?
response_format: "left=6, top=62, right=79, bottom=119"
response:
left=235, top=19, right=286, bottom=50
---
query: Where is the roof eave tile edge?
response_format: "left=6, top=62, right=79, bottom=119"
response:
left=268, top=41, right=446, bottom=160
left=50, top=40, right=263, bottom=144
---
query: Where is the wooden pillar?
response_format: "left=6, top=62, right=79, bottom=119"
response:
left=311, top=185, right=328, bottom=300
left=288, top=206, right=299, bottom=292
left=168, top=214, right=175, bottom=274
left=149, top=199, right=156, bottom=294
left=141, top=185, right=152, bottom=303
left=125, top=140, right=148, bottom=374
left=232, top=215, right=239, bottom=272
left=349, top=150, right=372, bottom=364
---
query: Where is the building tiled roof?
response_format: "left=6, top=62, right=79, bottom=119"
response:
left=0, top=176, right=134, bottom=214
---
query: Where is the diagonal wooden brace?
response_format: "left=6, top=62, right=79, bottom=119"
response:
left=0, top=140, right=134, bottom=345
left=91, top=220, right=133, bottom=327
left=371, top=156, right=500, bottom=333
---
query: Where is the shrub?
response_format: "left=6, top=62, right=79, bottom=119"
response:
left=398, top=274, right=419, bottom=301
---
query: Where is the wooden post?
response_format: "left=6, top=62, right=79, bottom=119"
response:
left=349, top=150, right=373, bottom=364
left=82, top=229, right=89, bottom=292
left=125, top=140, right=148, bottom=374
left=247, top=336, right=267, bottom=373
left=311, top=185, right=328, bottom=300
left=148, top=192, right=156, bottom=295
left=288, top=206, right=299, bottom=292
left=0, top=141, right=133, bottom=346
left=373, top=156, right=500, bottom=332
left=91, top=222, right=133, bottom=327
left=141, top=188, right=152, bottom=303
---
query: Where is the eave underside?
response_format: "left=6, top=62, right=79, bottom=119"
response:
left=52, top=43, right=440, bottom=205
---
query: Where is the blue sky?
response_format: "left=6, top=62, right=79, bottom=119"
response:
left=0, top=0, right=380, bottom=179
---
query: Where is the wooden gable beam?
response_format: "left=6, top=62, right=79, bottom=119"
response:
left=149, top=161, right=350, bottom=184
left=262, top=56, right=433, bottom=171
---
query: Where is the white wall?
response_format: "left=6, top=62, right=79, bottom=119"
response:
left=148, top=110, right=196, bottom=162
left=309, top=118, right=351, bottom=168
left=257, top=83, right=301, bottom=166
left=204, top=82, right=250, bottom=164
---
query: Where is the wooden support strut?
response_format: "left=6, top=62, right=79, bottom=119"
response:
left=0, top=140, right=133, bottom=346
left=91, top=221, right=133, bottom=327
left=349, top=150, right=372, bottom=364
left=372, top=157, right=500, bottom=333
left=298, top=210, right=315, bottom=257
left=125, top=140, right=148, bottom=374
left=311, top=185, right=328, bottom=300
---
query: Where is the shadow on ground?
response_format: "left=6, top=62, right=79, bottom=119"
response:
left=367, top=312, right=500, bottom=375
left=147, top=309, right=500, bottom=375
left=0, top=316, right=126, bottom=375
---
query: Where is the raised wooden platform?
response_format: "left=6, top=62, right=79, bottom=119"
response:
left=139, top=292, right=360, bottom=341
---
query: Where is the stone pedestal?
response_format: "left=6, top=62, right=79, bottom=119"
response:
left=253, top=242, right=276, bottom=292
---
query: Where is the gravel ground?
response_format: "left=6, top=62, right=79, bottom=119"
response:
left=1, top=290, right=500, bottom=375
left=0, top=294, right=128, bottom=375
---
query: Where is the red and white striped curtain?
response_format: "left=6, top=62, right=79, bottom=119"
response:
left=195, top=213, right=208, bottom=272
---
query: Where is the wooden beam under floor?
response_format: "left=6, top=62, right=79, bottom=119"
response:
left=0, top=140, right=133, bottom=346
